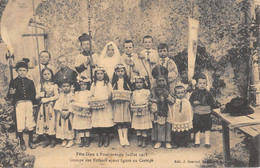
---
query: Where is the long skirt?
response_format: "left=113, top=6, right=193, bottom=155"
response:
left=56, top=112, right=74, bottom=140
left=91, top=103, right=114, bottom=128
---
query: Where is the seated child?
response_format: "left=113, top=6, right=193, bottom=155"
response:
left=149, top=65, right=175, bottom=149
left=168, top=85, right=193, bottom=148
left=189, top=73, right=219, bottom=148
left=54, top=80, right=75, bottom=148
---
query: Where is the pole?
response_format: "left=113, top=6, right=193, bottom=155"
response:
left=88, top=0, right=93, bottom=82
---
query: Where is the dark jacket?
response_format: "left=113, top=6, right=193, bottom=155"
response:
left=189, top=89, right=218, bottom=108
left=7, top=76, right=36, bottom=105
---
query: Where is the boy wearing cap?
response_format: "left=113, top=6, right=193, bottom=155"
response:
left=157, top=43, right=178, bottom=92
left=74, top=33, right=99, bottom=85
left=149, top=65, right=175, bottom=149
left=7, top=58, right=37, bottom=150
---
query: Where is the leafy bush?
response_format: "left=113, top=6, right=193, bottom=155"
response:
left=0, top=102, right=35, bottom=168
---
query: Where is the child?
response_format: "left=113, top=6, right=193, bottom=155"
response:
left=157, top=43, right=178, bottom=92
left=28, top=51, right=55, bottom=88
left=149, top=65, right=175, bottom=149
left=90, top=67, right=114, bottom=147
left=36, top=68, right=59, bottom=148
left=99, top=41, right=121, bottom=80
left=7, top=58, right=36, bottom=150
left=168, top=85, right=193, bottom=148
left=139, top=35, right=159, bottom=88
left=121, top=40, right=140, bottom=81
left=72, top=76, right=92, bottom=147
left=54, top=55, right=79, bottom=91
left=54, top=80, right=75, bottom=148
left=189, top=73, right=219, bottom=148
left=111, top=64, right=132, bottom=147
left=131, top=76, right=152, bottom=148
left=74, top=33, right=99, bottom=84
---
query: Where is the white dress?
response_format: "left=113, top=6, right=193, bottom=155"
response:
left=131, top=89, right=152, bottom=129
left=72, top=90, right=92, bottom=130
left=90, top=81, right=114, bottom=128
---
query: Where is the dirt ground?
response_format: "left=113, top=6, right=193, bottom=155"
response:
left=9, top=129, right=243, bottom=168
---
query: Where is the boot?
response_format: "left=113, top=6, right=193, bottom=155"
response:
left=41, top=134, right=50, bottom=148
left=78, top=137, right=85, bottom=147
left=28, top=131, right=36, bottom=149
left=142, top=136, right=147, bottom=148
left=85, top=137, right=90, bottom=147
left=33, top=134, right=43, bottom=144
left=104, top=134, right=109, bottom=147
left=50, top=135, right=56, bottom=148
left=98, top=134, right=103, bottom=147
left=137, top=136, right=142, bottom=147
left=18, top=132, right=26, bottom=150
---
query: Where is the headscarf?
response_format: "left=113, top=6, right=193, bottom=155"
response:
left=98, top=41, right=121, bottom=80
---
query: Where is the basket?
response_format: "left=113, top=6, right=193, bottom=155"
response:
left=89, top=98, right=108, bottom=110
left=112, top=90, right=131, bottom=102
left=131, top=104, right=149, bottom=116
left=72, top=103, right=91, bottom=117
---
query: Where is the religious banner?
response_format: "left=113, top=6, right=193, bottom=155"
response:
left=188, top=17, right=199, bottom=81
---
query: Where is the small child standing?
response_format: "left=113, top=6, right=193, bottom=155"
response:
left=150, top=65, right=175, bottom=149
left=36, top=68, right=59, bottom=148
left=72, top=76, right=92, bottom=147
left=7, top=58, right=36, bottom=150
left=168, top=85, right=193, bottom=148
left=189, top=73, right=218, bottom=148
left=90, top=67, right=114, bottom=147
left=131, top=76, right=152, bottom=148
left=111, top=64, right=132, bottom=147
left=54, top=80, right=75, bottom=148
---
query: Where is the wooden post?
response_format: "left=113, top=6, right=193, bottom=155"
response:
left=222, top=121, right=231, bottom=166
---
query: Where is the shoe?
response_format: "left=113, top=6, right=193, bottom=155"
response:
left=50, top=137, right=56, bottom=148
left=205, top=144, right=211, bottom=148
left=142, top=137, right=147, bottom=148
left=78, top=137, right=85, bottom=147
left=154, top=142, right=161, bottom=149
left=41, top=139, right=50, bottom=148
left=104, top=135, right=109, bottom=147
left=166, top=143, right=172, bottom=149
left=137, top=136, right=142, bottom=147
left=28, top=131, right=36, bottom=149
left=66, top=140, right=74, bottom=148
left=33, top=135, right=43, bottom=144
left=20, top=140, right=26, bottom=150
left=61, top=140, right=68, bottom=147
left=186, top=143, right=192, bottom=148
left=194, top=144, right=200, bottom=148
left=85, top=137, right=90, bottom=147
left=98, top=135, right=103, bottom=147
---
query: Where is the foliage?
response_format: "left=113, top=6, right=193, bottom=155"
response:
left=0, top=0, right=9, bottom=41
left=0, top=102, right=35, bottom=168
left=201, top=142, right=249, bottom=167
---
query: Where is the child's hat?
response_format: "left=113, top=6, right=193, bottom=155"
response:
left=78, top=33, right=90, bottom=42
left=195, top=73, right=207, bottom=81
left=152, top=64, right=168, bottom=79
left=15, top=58, right=30, bottom=70
left=114, top=64, right=125, bottom=70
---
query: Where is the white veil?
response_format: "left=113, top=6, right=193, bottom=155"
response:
left=98, top=41, right=121, bottom=80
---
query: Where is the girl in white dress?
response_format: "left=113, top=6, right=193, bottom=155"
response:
left=72, top=76, right=92, bottom=147
left=111, top=64, right=132, bottom=147
left=131, top=76, right=152, bottom=148
left=90, top=67, right=114, bottom=147
left=98, top=41, right=121, bottom=81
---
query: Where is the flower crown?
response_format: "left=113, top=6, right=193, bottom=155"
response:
left=94, top=66, right=106, bottom=73
left=114, top=64, right=126, bottom=70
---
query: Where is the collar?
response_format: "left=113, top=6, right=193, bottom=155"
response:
left=82, top=50, right=91, bottom=56
left=126, top=53, right=132, bottom=57
left=18, top=76, right=27, bottom=80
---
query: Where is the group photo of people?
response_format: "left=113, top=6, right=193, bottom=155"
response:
left=1, top=0, right=260, bottom=167
left=7, top=33, right=220, bottom=151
